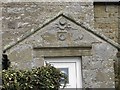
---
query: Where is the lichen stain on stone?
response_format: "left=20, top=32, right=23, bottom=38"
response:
left=41, top=32, right=56, bottom=43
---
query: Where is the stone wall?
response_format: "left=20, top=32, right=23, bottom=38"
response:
left=0, top=1, right=2, bottom=88
left=94, top=2, right=119, bottom=42
left=2, top=2, right=94, bottom=49
left=1, top=2, right=120, bottom=88
left=5, top=14, right=118, bottom=88
left=2, top=2, right=120, bottom=49
left=118, top=2, right=120, bottom=44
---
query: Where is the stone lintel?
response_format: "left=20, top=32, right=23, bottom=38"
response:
left=33, top=45, right=92, bottom=50
left=34, top=45, right=92, bottom=58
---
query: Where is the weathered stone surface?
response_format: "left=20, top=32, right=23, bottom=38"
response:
left=2, top=2, right=119, bottom=88
left=2, top=2, right=94, bottom=47
left=4, top=13, right=118, bottom=88
left=94, top=3, right=119, bottom=42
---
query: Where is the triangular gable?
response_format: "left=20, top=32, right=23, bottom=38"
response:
left=3, top=12, right=120, bottom=51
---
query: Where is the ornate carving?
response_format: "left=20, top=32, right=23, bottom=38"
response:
left=59, top=18, right=67, bottom=26
left=55, top=17, right=69, bottom=30
left=73, top=34, right=84, bottom=41
left=55, top=17, right=78, bottom=31
left=58, top=24, right=66, bottom=30
left=54, top=17, right=82, bottom=41
left=57, top=32, right=67, bottom=41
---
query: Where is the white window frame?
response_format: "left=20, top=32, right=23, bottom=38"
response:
left=44, top=57, right=82, bottom=88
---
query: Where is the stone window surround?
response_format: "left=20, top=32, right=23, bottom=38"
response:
left=33, top=45, right=92, bottom=88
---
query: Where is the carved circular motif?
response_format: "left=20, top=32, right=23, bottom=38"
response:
left=59, top=18, right=66, bottom=26
left=59, top=25, right=66, bottom=30
left=58, top=33, right=66, bottom=41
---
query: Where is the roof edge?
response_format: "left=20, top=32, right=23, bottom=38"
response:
left=3, top=12, right=120, bottom=51
left=63, top=14, right=120, bottom=50
left=3, top=12, right=64, bottom=52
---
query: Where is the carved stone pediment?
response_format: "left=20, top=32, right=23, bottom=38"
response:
left=4, top=13, right=120, bottom=51
left=32, top=16, right=99, bottom=47
left=4, top=13, right=119, bottom=88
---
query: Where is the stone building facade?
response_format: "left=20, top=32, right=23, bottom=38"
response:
left=2, top=2, right=120, bottom=88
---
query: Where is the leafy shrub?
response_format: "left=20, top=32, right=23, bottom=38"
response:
left=2, top=64, right=67, bottom=90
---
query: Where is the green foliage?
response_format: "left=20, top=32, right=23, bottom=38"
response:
left=2, top=64, right=67, bottom=90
